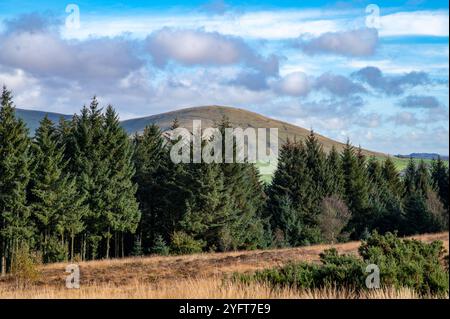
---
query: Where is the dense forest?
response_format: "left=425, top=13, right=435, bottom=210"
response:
left=1, top=87, right=448, bottom=274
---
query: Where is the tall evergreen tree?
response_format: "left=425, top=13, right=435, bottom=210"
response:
left=103, top=106, right=140, bottom=258
left=29, top=116, right=86, bottom=262
left=403, top=158, right=417, bottom=197
left=0, top=87, right=32, bottom=275
left=341, top=141, right=370, bottom=238
left=133, top=124, right=168, bottom=252
left=382, top=157, right=403, bottom=198
left=326, top=146, right=344, bottom=196
left=266, top=139, right=318, bottom=246
left=415, top=160, right=432, bottom=196
left=431, top=157, right=449, bottom=213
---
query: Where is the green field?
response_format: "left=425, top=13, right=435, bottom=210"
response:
left=257, top=156, right=448, bottom=184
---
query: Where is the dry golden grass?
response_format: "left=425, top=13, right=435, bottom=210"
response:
left=0, top=232, right=447, bottom=299
left=0, top=277, right=432, bottom=299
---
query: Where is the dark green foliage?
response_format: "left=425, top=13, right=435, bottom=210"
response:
left=170, top=231, right=205, bottom=255
left=1, top=87, right=448, bottom=271
left=151, top=235, right=170, bottom=256
left=236, top=232, right=449, bottom=297
left=266, top=138, right=318, bottom=246
left=29, top=115, right=86, bottom=262
left=359, top=232, right=448, bottom=296
left=0, top=87, right=33, bottom=275
left=431, top=157, right=449, bottom=218
left=383, top=157, right=403, bottom=198
left=341, top=142, right=370, bottom=238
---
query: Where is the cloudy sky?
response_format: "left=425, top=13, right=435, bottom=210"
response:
left=0, top=0, right=448, bottom=155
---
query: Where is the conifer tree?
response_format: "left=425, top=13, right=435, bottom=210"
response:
left=382, top=157, right=403, bottom=198
left=216, top=118, right=267, bottom=250
left=266, top=139, right=318, bottom=246
left=304, top=131, right=328, bottom=216
left=29, top=116, right=86, bottom=262
left=403, top=158, right=417, bottom=197
left=326, top=146, right=344, bottom=196
left=415, top=160, right=431, bottom=196
left=133, top=124, right=168, bottom=251
left=0, top=87, right=32, bottom=275
left=341, top=141, right=370, bottom=238
left=103, top=105, right=140, bottom=258
left=431, top=157, right=449, bottom=213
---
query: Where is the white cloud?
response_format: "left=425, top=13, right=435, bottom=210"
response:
left=379, top=11, right=449, bottom=37
left=272, top=72, right=310, bottom=96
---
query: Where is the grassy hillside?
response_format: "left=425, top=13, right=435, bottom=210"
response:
left=0, top=232, right=447, bottom=299
left=18, top=106, right=447, bottom=182
left=121, top=105, right=386, bottom=157
left=15, top=108, right=72, bottom=134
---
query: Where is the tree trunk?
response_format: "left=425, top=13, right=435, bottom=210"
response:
left=71, top=234, right=75, bottom=262
left=121, top=233, right=124, bottom=258
left=106, top=228, right=110, bottom=259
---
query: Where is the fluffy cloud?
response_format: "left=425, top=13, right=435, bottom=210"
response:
left=388, top=111, right=419, bottom=126
left=313, top=73, right=366, bottom=97
left=398, top=95, right=441, bottom=109
left=273, top=72, right=310, bottom=96
left=145, top=28, right=279, bottom=91
left=296, top=28, right=379, bottom=57
left=145, top=28, right=278, bottom=74
left=0, top=15, right=144, bottom=86
left=351, top=66, right=430, bottom=95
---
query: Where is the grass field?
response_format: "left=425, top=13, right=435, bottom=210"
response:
left=257, top=156, right=448, bottom=184
left=0, top=232, right=447, bottom=299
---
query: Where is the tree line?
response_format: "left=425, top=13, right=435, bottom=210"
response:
left=1, top=87, right=448, bottom=274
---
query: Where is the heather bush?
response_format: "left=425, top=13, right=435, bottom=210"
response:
left=235, top=232, right=449, bottom=297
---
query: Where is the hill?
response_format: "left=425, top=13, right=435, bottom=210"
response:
left=121, top=105, right=385, bottom=157
left=15, top=108, right=72, bottom=133
left=16, top=105, right=386, bottom=157
left=396, top=153, right=449, bottom=161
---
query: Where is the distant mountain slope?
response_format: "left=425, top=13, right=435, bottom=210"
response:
left=396, top=153, right=449, bottom=161
left=15, top=108, right=72, bottom=134
left=121, top=105, right=385, bottom=157
left=17, top=105, right=384, bottom=157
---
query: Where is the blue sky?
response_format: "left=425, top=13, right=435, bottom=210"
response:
left=0, top=0, right=448, bottom=155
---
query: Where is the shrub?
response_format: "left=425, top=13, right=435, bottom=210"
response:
left=11, top=244, right=42, bottom=288
left=359, top=231, right=449, bottom=296
left=235, top=232, right=449, bottom=297
left=170, top=231, right=205, bottom=255
left=151, top=235, right=170, bottom=256
left=42, top=237, right=68, bottom=263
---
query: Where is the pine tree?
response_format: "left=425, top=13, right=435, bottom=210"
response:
left=0, top=87, right=32, bottom=275
left=431, top=157, right=449, bottom=215
left=180, top=162, right=231, bottom=251
left=366, top=157, right=404, bottom=234
left=304, top=130, right=328, bottom=217
left=215, top=118, right=267, bottom=250
left=29, top=116, right=86, bottom=262
left=133, top=125, right=166, bottom=251
left=382, top=157, right=403, bottom=198
left=102, top=105, right=140, bottom=258
left=266, top=139, right=318, bottom=246
left=415, top=160, right=431, bottom=196
left=326, top=146, right=344, bottom=196
left=404, top=158, right=417, bottom=197
left=341, top=141, right=370, bottom=238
